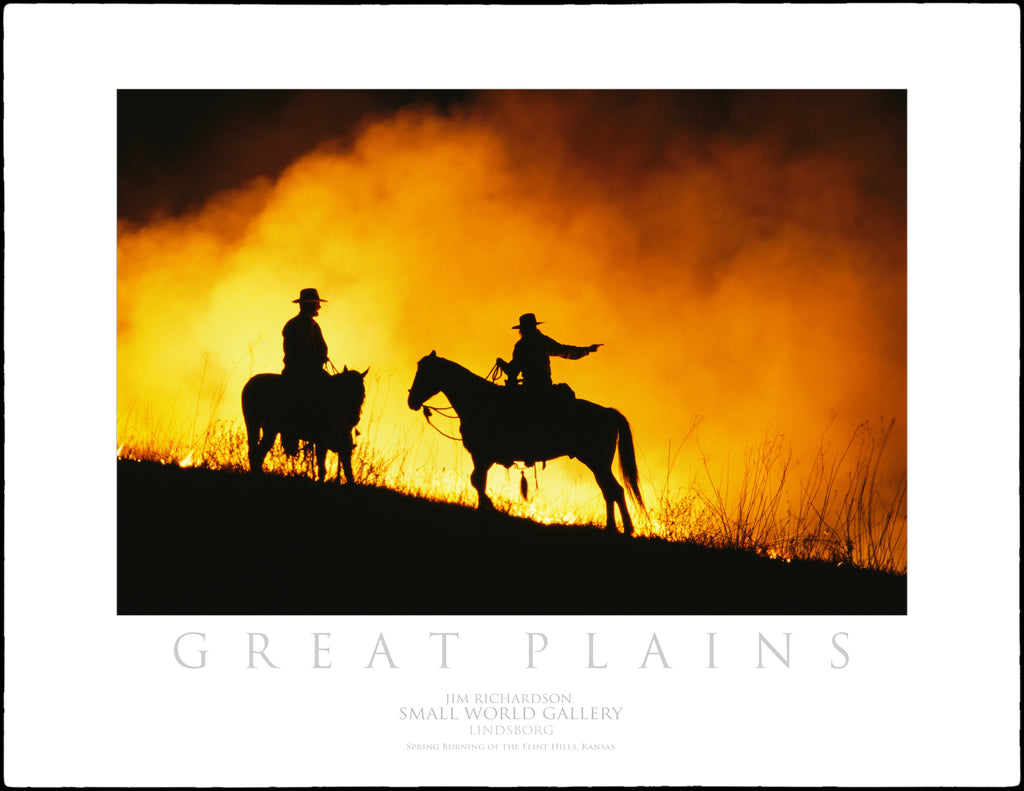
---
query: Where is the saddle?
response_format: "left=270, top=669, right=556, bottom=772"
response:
left=500, top=381, right=577, bottom=439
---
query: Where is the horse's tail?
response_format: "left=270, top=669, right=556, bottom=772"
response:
left=614, top=410, right=645, bottom=513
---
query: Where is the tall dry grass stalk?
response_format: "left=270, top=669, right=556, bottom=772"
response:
left=645, top=418, right=906, bottom=573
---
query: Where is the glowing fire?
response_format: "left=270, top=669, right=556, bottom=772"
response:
left=117, top=91, right=907, bottom=567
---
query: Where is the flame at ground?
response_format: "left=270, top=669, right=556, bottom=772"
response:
left=117, top=90, right=906, bottom=568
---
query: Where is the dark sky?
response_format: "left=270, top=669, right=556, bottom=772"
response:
left=117, top=89, right=906, bottom=225
left=117, top=89, right=478, bottom=223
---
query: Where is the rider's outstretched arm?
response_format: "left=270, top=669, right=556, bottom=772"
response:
left=546, top=336, right=601, bottom=361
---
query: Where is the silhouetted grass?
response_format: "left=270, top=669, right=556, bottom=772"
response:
left=118, top=393, right=907, bottom=574
left=117, top=457, right=906, bottom=615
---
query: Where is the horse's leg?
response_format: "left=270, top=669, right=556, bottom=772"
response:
left=251, top=425, right=277, bottom=473
left=470, top=456, right=495, bottom=511
left=247, top=427, right=263, bottom=473
left=341, top=439, right=356, bottom=485
left=315, top=444, right=328, bottom=483
left=593, top=465, right=617, bottom=531
left=582, top=458, right=627, bottom=533
left=617, top=491, right=635, bottom=536
left=245, top=412, right=266, bottom=473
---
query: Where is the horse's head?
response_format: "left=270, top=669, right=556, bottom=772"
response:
left=408, top=350, right=441, bottom=411
left=330, top=366, right=369, bottom=427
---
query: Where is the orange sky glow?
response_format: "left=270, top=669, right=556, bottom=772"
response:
left=117, top=90, right=906, bottom=553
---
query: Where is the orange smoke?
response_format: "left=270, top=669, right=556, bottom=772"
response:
left=117, top=91, right=906, bottom=540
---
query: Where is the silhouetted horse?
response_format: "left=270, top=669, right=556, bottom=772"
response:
left=242, top=367, right=367, bottom=484
left=407, top=351, right=644, bottom=534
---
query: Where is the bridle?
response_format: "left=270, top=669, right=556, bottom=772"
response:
left=417, top=399, right=462, bottom=441
left=410, top=363, right=541, bottom=501
left=412, top=360, right=505, bottom=442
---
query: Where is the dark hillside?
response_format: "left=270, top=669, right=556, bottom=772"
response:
left=118, top=460, right=906, bottom=615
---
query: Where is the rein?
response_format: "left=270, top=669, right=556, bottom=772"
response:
left=413, top=356, right=556, bottom=503
left=421, top=402, right=462, bottom=441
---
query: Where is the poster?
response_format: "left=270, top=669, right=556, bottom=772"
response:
left=5, top=5, right=1019, bottom=787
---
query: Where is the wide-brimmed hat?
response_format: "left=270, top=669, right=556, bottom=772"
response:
left=512, top=313, right=543, bottom=329
left=293, top=288, right=326, bottom=304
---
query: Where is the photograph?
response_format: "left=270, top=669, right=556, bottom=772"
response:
left=116, top=88, right=908, bottom=616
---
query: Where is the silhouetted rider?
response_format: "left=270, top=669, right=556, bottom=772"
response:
left=496, top=313, right=601, bottom=391
left=281, top=288, right=330, bottom=454
left=283, top=288, right=329, bottom=376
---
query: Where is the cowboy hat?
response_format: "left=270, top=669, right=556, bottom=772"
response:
left=512, top=312, right=543, bottom=329
left=293, top=288, right=326, bottom=303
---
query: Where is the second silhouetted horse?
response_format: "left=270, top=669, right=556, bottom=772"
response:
left=408, top=351, right=644, bottom=534
left=242, top=366, right=367, bottom=484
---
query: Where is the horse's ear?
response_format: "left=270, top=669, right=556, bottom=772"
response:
left=429, top=350, right=437, bottom=358
left=343, top=365, right=349, bottom=372
left=361, top=367, right=369, bottom=378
